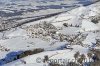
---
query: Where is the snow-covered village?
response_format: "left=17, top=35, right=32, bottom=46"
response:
left=0, top=0, right=100, bottom=66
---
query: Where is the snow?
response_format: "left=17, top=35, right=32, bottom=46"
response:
left=0, top=1, right=100, bottom=66
left=6, top=29, right=27, bottom=38
left=3, top=45, right=89, bottom=66
left=82, top=32, right=97, bottom=46
left=58, top=27, right=79, bottom=35
left=81, top=19, right=99, bottom=31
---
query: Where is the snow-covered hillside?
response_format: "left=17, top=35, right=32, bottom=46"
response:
left=0, top=0, right=99, bottom=31
left=0, top=1, right=100, bottom=66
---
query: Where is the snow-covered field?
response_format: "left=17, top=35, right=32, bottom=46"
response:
left=0, top=0, right=100, bottom=66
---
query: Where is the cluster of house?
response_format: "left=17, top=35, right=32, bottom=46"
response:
left=25, top=22, right=57, bottom=42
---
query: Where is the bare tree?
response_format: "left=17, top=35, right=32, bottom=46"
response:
left=87, top=52, right=92, bottom=62
left=74, top=51, right=80, bottom=61
left=80, top=54, right=86, bottom=62
left=77, top=58, right=83, bottom=66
